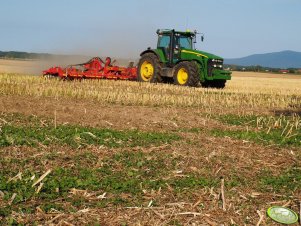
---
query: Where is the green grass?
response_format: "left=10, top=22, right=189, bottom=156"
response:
left=0, top=113, right=187, bottom=218
left=215, top=114, right=258, bottom=127
left=0, top=151, right=219, bottom=217
left=212, top=114, right=301, bottom=147
left=260, top=167, right=301, bottom=193
left=0, top=124, right=180, bottom=148
left=0, top=114, right=180, bottom=148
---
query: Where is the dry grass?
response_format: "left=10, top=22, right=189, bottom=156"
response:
left=256, top=114, right=300, bottom=138
left=0, top=72, right=300, bottom=114
left=0, top=59, right=40, bottom=74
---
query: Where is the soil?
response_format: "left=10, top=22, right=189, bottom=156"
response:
left=0, top=95, right=218, bottom=132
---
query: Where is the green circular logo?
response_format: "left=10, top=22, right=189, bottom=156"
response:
left=267, top=206, right=299, bottom=224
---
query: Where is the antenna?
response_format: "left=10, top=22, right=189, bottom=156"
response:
left=185, top=17, right=188, bottom=30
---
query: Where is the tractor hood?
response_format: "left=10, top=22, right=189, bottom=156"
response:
left=181, top=49, right=223, bottom=60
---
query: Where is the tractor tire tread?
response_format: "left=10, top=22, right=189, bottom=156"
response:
left=173, top=61, right=199, bottom=87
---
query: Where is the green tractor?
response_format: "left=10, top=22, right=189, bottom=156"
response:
left=138, top=29, right=231, bottom=88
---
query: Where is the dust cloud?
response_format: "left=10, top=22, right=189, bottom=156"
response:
left=0, top=54, right=138, bottom=75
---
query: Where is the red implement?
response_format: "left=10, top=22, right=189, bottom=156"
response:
left=43, top=57, right=137, bottom=80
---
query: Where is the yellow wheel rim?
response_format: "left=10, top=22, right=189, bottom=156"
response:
left=140, top=61, right=154, bottom=81
left=177, top=68, right=188, bottom=85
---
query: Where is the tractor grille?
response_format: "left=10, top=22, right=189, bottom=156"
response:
left=208, top=59, right=223, bottom=76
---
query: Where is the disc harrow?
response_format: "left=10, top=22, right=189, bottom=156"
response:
left=43, top=56, right=137, bottom=80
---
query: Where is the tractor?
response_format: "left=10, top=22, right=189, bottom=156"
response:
left=138, top=29, right=231, bottom=88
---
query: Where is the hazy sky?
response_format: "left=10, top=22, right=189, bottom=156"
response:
left=0, top=0, right=300, bottom=58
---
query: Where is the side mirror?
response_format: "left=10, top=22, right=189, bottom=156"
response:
left=175, top=45, right=180, bottom=50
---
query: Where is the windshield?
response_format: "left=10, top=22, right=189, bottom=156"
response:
left=178, top=36, right=192, bottom=49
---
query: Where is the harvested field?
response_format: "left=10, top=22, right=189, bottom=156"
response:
left=232, top=71, right=301, bottom=79
left=0, top=70, right=301, bottom=225
left=0, top=59, right=40, bottom=74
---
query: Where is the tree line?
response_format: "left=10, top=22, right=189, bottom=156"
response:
left=224, top=64, right=301, bottom=74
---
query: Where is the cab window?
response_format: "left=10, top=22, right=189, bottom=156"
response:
left=178, top=36, right=192, bottom=49
left=158, top=35, right=171, bottom=48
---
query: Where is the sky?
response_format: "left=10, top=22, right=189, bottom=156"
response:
left=0, top=0, right=300, bottom=59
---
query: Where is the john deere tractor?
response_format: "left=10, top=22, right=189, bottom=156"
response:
left=138, top=29, right=231, bottom=88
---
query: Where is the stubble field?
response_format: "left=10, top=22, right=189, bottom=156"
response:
left=0, top=60, right=301, bottom=225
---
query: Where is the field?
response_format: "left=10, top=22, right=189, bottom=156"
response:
left=0, top=60, right=301, bottom=225
left=0, top=59, right=52, bottom=75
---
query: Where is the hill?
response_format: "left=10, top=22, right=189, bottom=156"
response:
left=225, top=50, right=301, bottom=69
left=0, top=51, right=52, bottom=60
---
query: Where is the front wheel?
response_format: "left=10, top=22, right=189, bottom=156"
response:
left=173, top=61, right=199, bottom=87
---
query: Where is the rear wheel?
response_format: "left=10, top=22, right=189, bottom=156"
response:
left=173, top=61, right=199, bottom=87
left=137, top=53, right=163, bottom=83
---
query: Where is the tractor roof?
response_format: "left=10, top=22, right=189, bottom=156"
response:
left=156, top=29, right=195, bottom=36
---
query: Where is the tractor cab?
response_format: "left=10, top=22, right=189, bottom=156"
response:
left=157, top=29, right=198, bottom=66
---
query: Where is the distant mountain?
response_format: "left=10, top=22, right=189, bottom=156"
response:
left=224, top=50, right=301, bottom=69
left=0, top=51, right=52, bottom=59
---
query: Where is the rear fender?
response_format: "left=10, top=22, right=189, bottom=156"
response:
left=140, top=49, right=159, bottom=57
left=140, top=49, right=166, bottom=63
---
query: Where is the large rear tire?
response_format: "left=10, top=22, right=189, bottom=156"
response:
left=173, top=61, right=199, bottom=87
left=137, top=53, right=163, bottom=83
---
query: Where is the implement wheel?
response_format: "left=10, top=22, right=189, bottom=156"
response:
left=173, top=61, right=199, bottom=87
left=137, top=53, right=163, bottom=83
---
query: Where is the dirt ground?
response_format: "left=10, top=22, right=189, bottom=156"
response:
left=0, top=95, right=217, bottom=132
